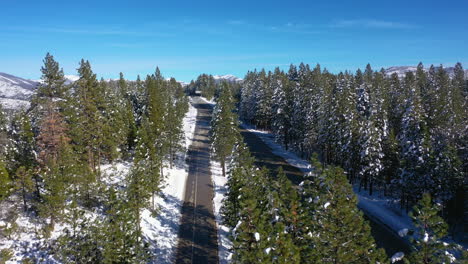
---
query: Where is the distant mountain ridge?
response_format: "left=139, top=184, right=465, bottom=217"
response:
left=385, top=66, right=468, bottom=79
left=0, top=72, right=39, bottom=110
left=212, top=74, right=243, bottom=83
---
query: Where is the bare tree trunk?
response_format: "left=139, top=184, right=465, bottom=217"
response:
left=221, top=159, right=226, bottom=177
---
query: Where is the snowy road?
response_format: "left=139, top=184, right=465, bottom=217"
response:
left=175, top=97, right=218, bottom=264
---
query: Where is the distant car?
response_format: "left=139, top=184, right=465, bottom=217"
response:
left=194, top=90, right=202, bottom=96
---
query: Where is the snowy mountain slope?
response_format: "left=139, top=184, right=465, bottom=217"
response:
left=64, top=74, right=79, bottom=84
left=0, top=72, right=37, bottom=100
left=0, top=72, right=39, bottom=110
left=385, top=66, right=468, bottom=79
left=0, top=73, right=81, bottom=111
left=213, top=74, right=242, bottom=83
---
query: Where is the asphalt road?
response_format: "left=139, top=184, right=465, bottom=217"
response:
left=175, top=97, right=218, bottom=264
left=239, top=126, right=411, bottom=259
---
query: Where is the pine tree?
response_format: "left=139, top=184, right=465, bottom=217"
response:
left=221, top=143, right=253, bottom=228
left=68, top=59, right=105, bottom=204
left=304, top=64, right=324, bottom=159
left=239, top=71, right=258, bottom=124
left=267, top=167, right=301, bottom=263
left=118, top=73, right=138, bottom=157
left=14, top=166, right=33, bottom=211
left=397, top=71, right=431, bottom=210
left=0, top=160, right=11, bottom=201
left=165, top=78, right=186, bottom=168
left=299, top=156, right=387, bottom=263
left=36, top=102, right=69, bottom=167
left=9, top=111, right=36, bottom=171
left=102, top=187, right=150, bottom=263
left=408, top=193, right=453, bottom=264
left=255, top=70, right=272, bottom=129
left=57, top=198, right=102, bottom=263
left=355, top=65, right=384, bottom=195
left=231, top=168, right=271, bottom=263
left=271, top=68, right=292, bottom=149
left=40, top=141, right=75, bottom=227
left=36, top=52, right=67, bottom=99
left=0, top=105, right=8, bottom=159
left=211, top=83, right=240, bottom=177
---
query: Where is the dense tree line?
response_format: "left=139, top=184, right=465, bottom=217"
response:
left=238, top=63, right=466, bottom=234
left=185, top=74, right=217, bottom=100
left=0, top=53, right=188, bottom=262
left=185, top=74, right=242, bottom=101
left=214, top=81, right=461, bottom=263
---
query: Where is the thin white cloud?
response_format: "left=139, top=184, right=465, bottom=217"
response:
left=227, top=20, right=320, bottom=34
left=2, top=26, right=171, bottom=37
left=227, top=20, right=246, bottom=25
left=330, top=19, right=416, bottom=29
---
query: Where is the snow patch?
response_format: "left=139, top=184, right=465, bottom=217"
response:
left=211, top=158, right=232, bottom=264
left=398, top=228, right=409, bottom=237
left=254, top=232, right=260, bottom=241
left=391, top=252, right=405, bottom=263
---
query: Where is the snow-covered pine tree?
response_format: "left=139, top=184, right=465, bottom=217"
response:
left=334, top=72, right=359, bottom=179
left=165, top=78, right=186, bottom=168
left=266, top=167, right=301, bottom=263
left=118, top=72, right=138, bottom=157
left=254, top=69, right=272, bottom=129
left=299, top=155, right=387, bottom=263
left=288, top=64, right=307, bottom=154
left=231, top=167, right=272, bottom=263
left=304, top=64, right=325, bottom=159
left=355, top=65, right=384, bottom=195
left=57, top=198, right=102, bottom=263
left=397, top=71, right=431, bottom=210
left=270, top=68, right=292, bottom=149
left=316, top=68, right=335, bottom=163
left=239, top=70, right=258, bottom=124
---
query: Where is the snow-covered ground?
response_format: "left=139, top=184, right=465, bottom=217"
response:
left=0, top=98, right=29, bottom=111
left=211, top=159, right=232, bottom=264
left=239, top=122, right=413, bottom=237
left=200, top=96, right=215, bottom=105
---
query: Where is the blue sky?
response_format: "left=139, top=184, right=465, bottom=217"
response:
left=1, top=0, right=467, bottom=82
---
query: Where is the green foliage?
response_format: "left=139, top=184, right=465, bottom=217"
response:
left=15, top=166, right=33, bottom=211
left=0, top=249, right=13, bottom=264
left=408, top=193, right=453, bottom=264
left=8, top=111, right=35, bottom=171
left=57, top=199, right=103, bottom=263
left=0, top=161, right=11, bottom=201
left=37, top=52, right=67, bottom=99
left=0, top=105, right=8, bottom=160
left=194, top=74, right=217, bottom=100
left=299, top=155, right=388, bottom=263
left=237, top=62, right=465, bottom=235
left=102, top=187, right=151, bottom=263
left=211, top=82, right=240, bottom=176
left=1, top=211, right=18, bottom=240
